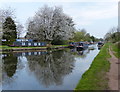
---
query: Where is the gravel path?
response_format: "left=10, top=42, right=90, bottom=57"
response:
left=107, top=47, right=119, bottom=90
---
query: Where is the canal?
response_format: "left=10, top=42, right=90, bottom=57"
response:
left=1, top=44, right=100, bottom=90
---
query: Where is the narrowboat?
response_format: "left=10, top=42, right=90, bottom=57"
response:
left=76, top=42, right=88, bottom=51
left=97, top=42, right=104, bottom=47
left=68, top=42, right=76, bottom=49
left=10, top=39, right=47, bottom=47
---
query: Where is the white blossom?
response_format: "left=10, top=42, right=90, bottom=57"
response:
left=26, top=5, right=75, bottom=41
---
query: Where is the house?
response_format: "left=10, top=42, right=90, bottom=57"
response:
left=13, top=39, right=47, bottom=47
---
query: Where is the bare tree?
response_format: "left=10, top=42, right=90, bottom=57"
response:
left=16, top=22, right=24, bottom=38
left=0, top=7, right=15, bottom=24
left=104, top=27, right=120, bottom=43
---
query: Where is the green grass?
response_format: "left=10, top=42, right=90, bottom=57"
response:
left=0, top=45, right=68, bottom=50
left=75, top=43, right=111, bottom=90
left=0, top=45, right=47, bottom=49
left=111, top=43, right=120, bottom=58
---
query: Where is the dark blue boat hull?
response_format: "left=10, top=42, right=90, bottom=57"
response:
left=76, top=47, right=84, bottom=51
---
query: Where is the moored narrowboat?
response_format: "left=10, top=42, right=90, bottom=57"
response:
left=68, top=42, right=76, bottom=49
left=76, top=42, right=88, bottom=51
left=97, top=42, right=104, bottom=47
left=9, top=39, right=47, bottom=47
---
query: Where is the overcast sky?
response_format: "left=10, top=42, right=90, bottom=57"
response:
left=0, top=0, right=118, bottom=38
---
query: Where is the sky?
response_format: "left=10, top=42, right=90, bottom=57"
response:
left=0, top=0, right=118, bottom=38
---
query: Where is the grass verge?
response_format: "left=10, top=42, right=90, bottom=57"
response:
left=0, top=45, right=68, bottom=51
left=111, top=43, right=120, bottom=58
left=75, top=43, right=111, bottom=90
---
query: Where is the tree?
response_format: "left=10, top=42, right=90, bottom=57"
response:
left=85, top=33, right=91, bottom=41
left=0, top=8, right=15, bottom=40
left=73, top=29, right=91, bottom=42
left=0, top=8, right=15, bottom=24
left=90, top=36, right=95, bottom=42
left=2, top=17, right=17, bottom=45
left=26, top=5, right=75, bottom=43
left=73, top=31, right=84, bottom=42
left=104, top=27, right=120, bottom=43
left=16, top=23, right=24, bottom=38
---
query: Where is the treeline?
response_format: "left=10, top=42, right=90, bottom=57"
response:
left=104, top=27, right=120, bottom=48
left=71, top=29, right=101, bottom=42
left=0, top=5, right=100, bottom=45
left=25, top=5, right=100, bottom=44
left=105, top=27, right=120, bottom=43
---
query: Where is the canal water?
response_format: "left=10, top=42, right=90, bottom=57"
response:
left=1, top=44, right=100, bottom=90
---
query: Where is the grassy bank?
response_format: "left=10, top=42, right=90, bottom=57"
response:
left=111, top=43, right=120, bottom=58
left=0, top=45, right=46, bottom=49
left=0, top=45, right=68, bottom=51
left=75, top=43, right=111, bottom=90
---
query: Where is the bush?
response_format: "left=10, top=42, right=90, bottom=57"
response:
left=51, top=40, right=68, bottom=45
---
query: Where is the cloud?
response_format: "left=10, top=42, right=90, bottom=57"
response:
left=1, top=1, right=117, bottom=27
left=63, top=2, right=118, bottom=26
left=0, top=1, right=117, bottom=38
left=0, top=0, right=119, bottom=2
left=80, top=5, right=117, bottom=19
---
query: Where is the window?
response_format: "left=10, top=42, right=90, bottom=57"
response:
left=34, top=52, right=37, bottom=55
left=28, top=43, right=31, bottom=46
left=21, top=39, right=23, bottom=41
left=22, top=53, right=25, bottom=56
left=22, top=42, right=25, bottom=46
left=26, top=39, right=28, bottom=41
left=16, top=39, right=21, bottom=41
left=38, top=43, right=41, bottom=46
left=41, top=43, right=44, bottom=46
left=34, top=43, right=37, bottom=46
left=38, top=52, right=41, bottom=55
left=28, top=52, right=31, bottom=55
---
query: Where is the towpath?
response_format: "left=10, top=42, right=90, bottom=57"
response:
left=108, top=46, right=119, bottom=90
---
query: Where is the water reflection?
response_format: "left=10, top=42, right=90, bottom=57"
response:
left=27, top=50, right=75, bottom=87
left=70, top=48, right=91, bottom=58
left=2, top=50, right=75, bottom=88
left=2, top=53, right=18, bottom=77
left=2, top=45, right=99, bottom=90
left=13, top=51, right=47, bottom=57
left=0, top=53, right=2, bottom=91
left=98, top=47, right=102, bottom=50
left=78, top=51, right=84, bottom=55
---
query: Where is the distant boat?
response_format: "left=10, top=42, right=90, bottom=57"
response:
left=68, top=42, right=76, bottom=48
left=97, top=42, right=104, bottom=47
left=76, top=42, right=88, bottom=51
